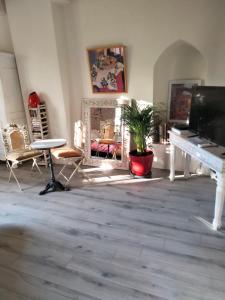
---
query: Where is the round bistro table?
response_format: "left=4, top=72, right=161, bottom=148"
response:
left=31, top=138, right=68, bottom=195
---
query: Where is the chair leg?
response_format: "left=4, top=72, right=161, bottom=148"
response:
left=59, top=164, right=67, bottom=175
left=8, top=161, right=22, bottom=191
left=66, top=160, right=82, bottom=183
left=32, top=158, right=42, bottom=174
left=58, top=164, right=68, bottom=181
left=7, top=160, right=12, bottom=182
left=78, top=159, right=91, bottom=181
left=112, top=150, right=116, bottom=160
left=57, top=158, right=85, bottom=185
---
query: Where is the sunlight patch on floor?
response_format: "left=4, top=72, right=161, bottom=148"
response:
left=82, top=174, right=164, bottom=185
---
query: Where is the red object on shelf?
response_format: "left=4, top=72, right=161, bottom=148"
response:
left=28, top=92, right=40, bottom=108
left=129, top=150, right=154, bottom=177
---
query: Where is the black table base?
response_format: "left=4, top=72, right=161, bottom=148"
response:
left=39, top=149, right=69, bottom=195
left=39, top=179, right=68, bottom=195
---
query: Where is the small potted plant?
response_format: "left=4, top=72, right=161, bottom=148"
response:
left=121, top=99, right=156, bottom=177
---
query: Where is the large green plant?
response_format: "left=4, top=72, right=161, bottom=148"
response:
left=121, top=99, right=156, bottom=154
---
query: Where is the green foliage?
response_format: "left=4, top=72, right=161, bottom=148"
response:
left=121, top=99, right=156, bottom=154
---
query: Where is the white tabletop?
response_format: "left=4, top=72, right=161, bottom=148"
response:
left=31, top=139, right=67, bottom=150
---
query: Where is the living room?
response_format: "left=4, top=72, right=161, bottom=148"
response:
left=0, top=0, right=225, bottom=299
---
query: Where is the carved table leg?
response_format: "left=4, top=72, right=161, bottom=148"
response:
left=212, top=172, right=225, bottom=230
left=184, top=153, right=191, bottom=179
left=169, top=143, right=175, bottom=182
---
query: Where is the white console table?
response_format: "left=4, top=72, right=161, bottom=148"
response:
left=169, top=130, right=225, bottom=230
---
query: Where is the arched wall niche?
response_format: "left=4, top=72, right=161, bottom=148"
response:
left=153, top=40, right=207, bottom=121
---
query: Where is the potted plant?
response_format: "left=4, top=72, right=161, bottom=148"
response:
left=121, top=99, right=157, bottom=177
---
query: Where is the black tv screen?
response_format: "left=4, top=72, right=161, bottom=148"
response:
left=189, top=86, right=225, bottom=147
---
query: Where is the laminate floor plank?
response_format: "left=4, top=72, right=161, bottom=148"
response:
left=66, top=252, right=225, bottom=300
left=0, top=196, right=219, bottom=256
left=0, top=265, right=100, bottom=300
left=0, top=164, right=225, bottom=299
left=0, top=188, right=215, bottom=244
left=0, top=287, right=32, bottom=300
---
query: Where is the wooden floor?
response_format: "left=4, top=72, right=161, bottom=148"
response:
left=0, top=163, right=225, bottom=300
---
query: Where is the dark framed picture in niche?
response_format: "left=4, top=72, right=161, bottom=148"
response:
left=87, top=45, right=127, bottom=93
left=168, top=79, right=202, bottom=123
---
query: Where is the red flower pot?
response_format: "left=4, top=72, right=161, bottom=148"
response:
left=28, top=92, right=40, bottom=108
left=129, top=150, right=154, bottom=177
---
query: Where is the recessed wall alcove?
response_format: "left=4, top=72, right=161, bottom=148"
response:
left=153, top=40, right=207, bottom=120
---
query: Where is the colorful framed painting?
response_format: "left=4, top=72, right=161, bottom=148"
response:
left=168, top=79, right=202, bottom=123
left=87, top=45, right=127, bottom=93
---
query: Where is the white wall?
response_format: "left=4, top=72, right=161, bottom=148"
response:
left=64, top=0, right=225, bottom=105
left=52, top=1, right=72, bottom=143
left=0, top=53, right=25, bottom=125
left=4, top=0, right=225, bottom=146
left=0, top=14, right=13, bottom=52
left=153, top=41, right=207, bottom=114
left=0, top=52, right=26, bottom=160
left=5, top=0, right=70, bottom=141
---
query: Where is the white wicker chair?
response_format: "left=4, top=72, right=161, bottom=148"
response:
left=1, top=123, right=43, bottom=190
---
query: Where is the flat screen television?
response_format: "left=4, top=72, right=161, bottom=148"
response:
left=189, top=86, right=225, bottom=147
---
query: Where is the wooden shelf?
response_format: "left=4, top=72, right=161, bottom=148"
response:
left=28, top=102, right=49, bottom=167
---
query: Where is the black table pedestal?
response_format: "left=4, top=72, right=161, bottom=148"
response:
left=39, top=149, right=69, bottom=195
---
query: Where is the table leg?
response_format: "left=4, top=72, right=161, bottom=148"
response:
left=39, top=149, right=69, bottom=195
left=184, top=153, right=191, bottom=179
left=106, top=144, right=110, bottom=158
left=212, top=173, right=225, bottom=230
left=96, top=141, right=100, bottom=157
left=169, top=143, right=175, bottom=182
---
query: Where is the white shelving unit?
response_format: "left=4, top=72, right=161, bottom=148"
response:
left=28, top=103, right=49, bottom=166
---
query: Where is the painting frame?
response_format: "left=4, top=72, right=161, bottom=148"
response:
left=168, top=79, right=202, bottom=123
left=87, top=45, right=127, bottom=94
